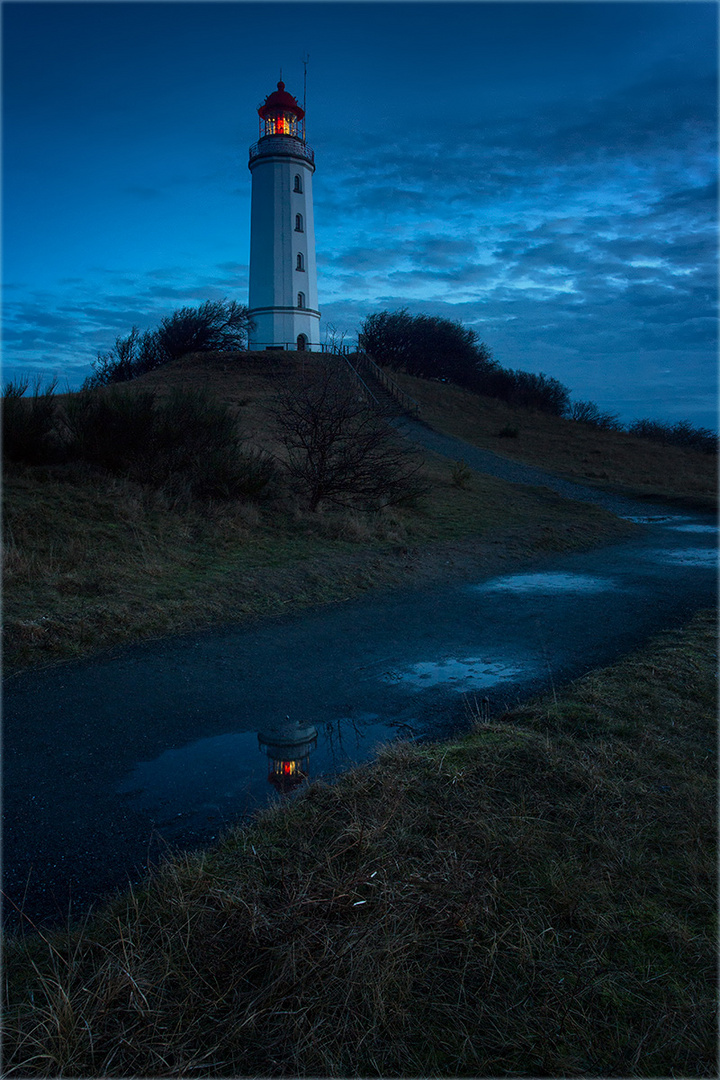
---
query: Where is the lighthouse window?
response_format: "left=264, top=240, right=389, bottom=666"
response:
left=296, top=253, right=304, bottom=271
left=294, top=175, right=303, bottom=193
left=297, top=292, right=305, bottom=309
left=295, top=213, right=304, bottom=232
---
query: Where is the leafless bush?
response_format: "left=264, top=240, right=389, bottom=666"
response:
left=270, top=359, right=427, bottom=511
left=570, top=399, right=623, bottom=430
left=629, top=417, right=717, bottom=454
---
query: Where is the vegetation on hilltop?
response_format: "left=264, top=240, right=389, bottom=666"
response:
left=75, top=299, right=716, bottom=454
left=359, top=308, right=571, bottom=416
left=86, top=299, right=254, bottom=387
left=359, top=308, right=717, bottom=453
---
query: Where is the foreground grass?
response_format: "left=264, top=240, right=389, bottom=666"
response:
left=5, top=609, right=716, bottom=1077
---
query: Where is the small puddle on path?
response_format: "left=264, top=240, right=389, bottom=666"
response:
left=383, top=657, right=527, bottom=691
left=667, top=523, right=717, bottom=534
left=621, top=514, right=717, bottom=535
left=622, top=514, right=688, bottom=525
left=476, top=571, right=615, bottom=594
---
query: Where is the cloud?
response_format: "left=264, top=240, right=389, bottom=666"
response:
left=2, top=259, right=253, bottom=386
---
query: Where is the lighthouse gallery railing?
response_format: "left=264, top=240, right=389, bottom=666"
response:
left=249, top=138, right=315, bottom=164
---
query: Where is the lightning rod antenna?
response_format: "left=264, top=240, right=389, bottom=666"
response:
left=302, top=53, right=309, bottom=141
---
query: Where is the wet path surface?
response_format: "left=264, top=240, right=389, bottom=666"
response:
left=4, top=502, right=717, bottom=929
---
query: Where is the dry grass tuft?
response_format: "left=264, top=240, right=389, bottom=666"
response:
left=4, top=610, right=716, bottom=1076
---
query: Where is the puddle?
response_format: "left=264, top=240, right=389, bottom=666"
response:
left=667, top=523, right=717, bottom=534
left=622, top=514, right=687, bottom=525
left=117, top=713, right=409, bottom=831
left=385, top=657, right=527, bottom=691
left=622, top=515, right=717, bottom=534
left=477, top=571, right=614, bottom=593
left=648, top=548, right=718, bottom=567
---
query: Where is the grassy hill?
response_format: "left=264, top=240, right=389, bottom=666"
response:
left=10, top=349, right=690, bottom=672
left=388, top=366, right=717, bottom=508
left=127, top=351, right=719, bottom=508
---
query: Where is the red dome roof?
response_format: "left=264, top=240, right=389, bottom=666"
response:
left=258, top=81, right=305, bottom=120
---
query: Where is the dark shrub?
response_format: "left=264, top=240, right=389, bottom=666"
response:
left=359, top=309, right=494, bottom=389
left=503, top=370, right=570, bottom=416
left=629, top=418, right=717, bottom=455
left=2, top=377, right=62, bottom=464
left=570, top=400, right=623, bottom=431
left=359, top=309, right=571, bottom=415
left=86, top=301, right=255, bottom=386
left=63, top=386, right=274, bottom=499
left=175, top=446, right=277, bottom=501
left=63, top=387, right=158, bottom=475
left=155, top=300, right=253, bottom=363
left=87, top=327, right=159, bottom=387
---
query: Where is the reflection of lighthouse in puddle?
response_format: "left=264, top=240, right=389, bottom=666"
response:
left=258, top=716, right=318, bottom=794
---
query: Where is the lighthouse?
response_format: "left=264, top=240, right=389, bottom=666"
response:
left=247, top=80, right=320, bottom=351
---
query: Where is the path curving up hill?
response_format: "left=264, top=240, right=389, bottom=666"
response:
left=392, top=416, right=652, bottom=517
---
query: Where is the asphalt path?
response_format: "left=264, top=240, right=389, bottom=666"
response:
left=3, top=433, right=718, bottom=929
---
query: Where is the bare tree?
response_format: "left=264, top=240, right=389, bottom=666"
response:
left=270, top=359, right=427, bottom=512
left=322, top=322, right=348, bottom=354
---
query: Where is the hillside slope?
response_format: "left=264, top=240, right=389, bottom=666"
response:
left=7, top=350, right=710, bottom=671
left=387, top=366, right=717, bottom=509
left=138, top=351, right=717, bottom=506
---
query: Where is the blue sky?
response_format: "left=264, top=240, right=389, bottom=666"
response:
left=3, top=1, right=717, bottom=428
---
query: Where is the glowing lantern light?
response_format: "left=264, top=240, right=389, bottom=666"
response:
left=258, top=716, right=318, bottom=794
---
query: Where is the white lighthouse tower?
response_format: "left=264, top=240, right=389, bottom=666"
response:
left=247, top=80, right=320, bottom=351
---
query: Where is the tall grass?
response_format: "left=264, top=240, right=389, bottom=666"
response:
left=2, top=380, right=277, bottom=501
left=4, top=610, right=716, bottom=1076
left=64, top=384, right=276, bottom=500
left=2, top=377, right=61, bottom=464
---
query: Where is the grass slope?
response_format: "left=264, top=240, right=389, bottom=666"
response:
left=389, top=367, right=718, bottom=509
left=4, top=353, right=637, bottom=672
left=5, top=609, right=716, bottom=1077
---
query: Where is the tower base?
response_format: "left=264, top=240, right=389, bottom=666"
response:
left=247, top=307, right=321, bottom=352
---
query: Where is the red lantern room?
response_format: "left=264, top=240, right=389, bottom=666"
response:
left=257, top=80, right=305, bottom=141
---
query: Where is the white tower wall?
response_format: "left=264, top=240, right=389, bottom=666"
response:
left=248, top=148, right=320, bottom=349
